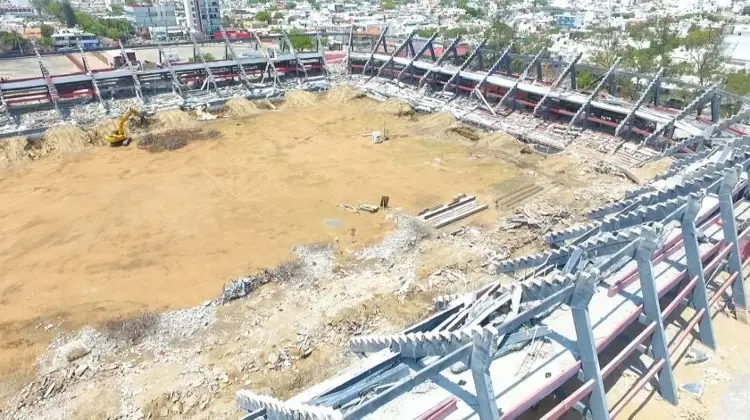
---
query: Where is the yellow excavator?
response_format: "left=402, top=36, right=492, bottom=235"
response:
left=104, top=108, right=150, bottom=146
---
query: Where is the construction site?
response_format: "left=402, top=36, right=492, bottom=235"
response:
left=0, top=28, right=749, bottom=420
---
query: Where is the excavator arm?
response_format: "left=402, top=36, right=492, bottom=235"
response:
left=105, top=108, right=144, bottom=146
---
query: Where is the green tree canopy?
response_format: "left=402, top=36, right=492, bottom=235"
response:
left=39, top=24, right=55, bottom=38
left=682, top=26, right=727, bottom=86
left=0, top=31, right=30, bottom=53
left=110, top=4, right=124, bottom=14
left=190, top=52, right=215, bottom=62
left=417, top=28, right=437, bottom=37
left=381, top=0, right=395, bottom=9
left=725, top=70, right=750, bottom=96
left=255, top=10, right=272, bottom=23
left=288, top=28, right=314, bottom=51
left=587, top=24, right=626, bottom=68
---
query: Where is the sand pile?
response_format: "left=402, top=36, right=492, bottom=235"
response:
left=325, top=85, right=365, bottom=104
left=89, top=119, right=119, bottom=145
left=0, top=124, right=96, bottom=167
left=633, top=157, right=674, bottom=181
left=478, top=132, right=522, bottom=152
left=376, top=99, right=415, bottom=116
left=42, top=125, right=91, bottom=154
left=282, top=90, right=317, bottom=109
left=417, top=112, right=455, bottom=129
left=224, top=98, right=260, bottom=117
left=0, top=136, right=28, bottom=167
left=153, top=109, right=194, bottom=129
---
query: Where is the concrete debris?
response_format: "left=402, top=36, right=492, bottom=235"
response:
left=267, top=348, right=292, bottom=371
left=501, top=204, right=571, bottom=232
left=218, top=275, right=269, bottom=304
left=680, top=382, right=705, bottom=399
left=338, top=203, right=381, bottom=214
left=419, top=194, right=488, bottom=228
left=686, top=348, right=710, bottom=365
left=356, top=216, right=429, bottom=261
left=60, top=340, right=90, bottom=362
left=74, top=364, right=89, bottom=377
left=293, top=243, right=335, bottom=281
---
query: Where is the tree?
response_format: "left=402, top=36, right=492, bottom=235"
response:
left=576, top=71, right=596, bottom=91
left=0, top=31, right=30, bottom=53
left=288, top=28, right=314, bottom=51
left=682, top=26, right=727, bottom=86
left=743, top=6, right=750, bottom=15
left=725, top=70, right=750, bottom=96
left=190, top=52, right=215, bottom=62
left=273, top=11, right=283, bottom=21
left=62, top=1, right=77, bottom=27
left=286, top=1, right=296, bottom=9
left=625, top=17, right=679, bottom=73
left=40, top=24, right=55, bottom=38
left=417, top=28, right=437, bottom=38
left=515, top=33, right=552, bottom=55
left=381, top=0, right=395, bottom=9
left=37, top=36, right=53, bottom=49
left=485, top=19, right=515, bottom=50
left=587, top=24, right=626, bottom=68
left=255, top=10, right=272, bottom=24
left=622, top=46, right=656, bottom=74
left=110, top=4, right=124, bottom=14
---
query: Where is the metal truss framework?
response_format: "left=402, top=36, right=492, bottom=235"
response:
left=118, top=40, right=144, bottom=103
left=237, top=137, right=750, bottom=419
left=347, top=33, right=749, bottom=154
left=219, top=26, right=252, bottom=90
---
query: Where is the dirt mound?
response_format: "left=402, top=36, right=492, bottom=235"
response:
left=42, top=125, right=91, bottom=154
left=89, top=119, right=119, bottom=145
left=633, top=157, right=673, bottom=180
left=417, top=112, right=455, bottom=129
left=153, top=109, right=193, bottom=129
left=224, top=98, right=259, bottom=117
left=282, top=90, right=317, bottom=109
left=0, top=136, right=28, bottom=167
left=478, top=132, right=522, bottom=152
left=0, top=125, right=95, bottom=167
left=376, top=99, right=414, bottom=116
left=325, top=85, right=365, bottom=104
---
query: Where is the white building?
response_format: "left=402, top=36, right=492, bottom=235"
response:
left=182, top=0, right=221, bottom=39
left=51, top=28, right=99, bottom=50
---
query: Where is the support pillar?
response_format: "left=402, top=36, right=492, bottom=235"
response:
left=680, top=194, right=717, bottom=349
left=719, top=167, right=748, bottom=323
left=711, top=93, right=722, bottom=123
left=570, top=270, right=610, bottom=420
left=570, top=64, right=577, bottom=90
left=635, top=226, right=678, bottom=405
left=470, top=329, right=500, bottom=420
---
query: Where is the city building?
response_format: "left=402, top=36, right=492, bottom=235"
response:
left=0, top=5, right=35, bottom=17
left=556, top=13, right=579, bottom=29
left=124, top=3, right=178, bottom=28
left=50, top=28, right=99, bottom=50
left=182, top=0, right=221, bottom=39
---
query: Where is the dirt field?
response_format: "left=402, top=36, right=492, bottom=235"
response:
left=1, top=95, right=591, bottom=380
